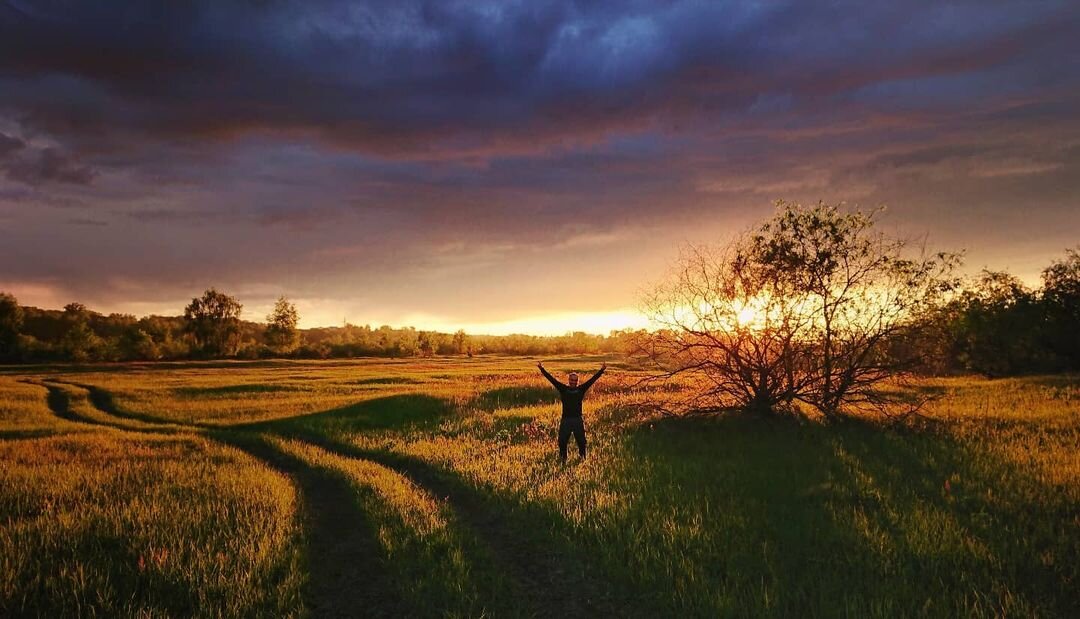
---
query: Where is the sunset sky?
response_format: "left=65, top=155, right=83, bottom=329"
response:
left=1, top=1, right=1078, bottom=334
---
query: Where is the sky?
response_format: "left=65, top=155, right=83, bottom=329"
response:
left=1, top=1, right=1078, bottom=334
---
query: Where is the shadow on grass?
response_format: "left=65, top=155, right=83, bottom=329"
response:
left=19, top=375, right=1075, bottom=616
left=272, top=428, right=642, bottom=617
left=211, top=431, right=405, bottom=617
left=42, top=383, right=81, bottom=424
left=37, top=381, right=191, bottom=435
left=610, top=414, right=1077, bottom=616
left=1025, top=373, right=1080, bottom=392
left=6, top=529, right=201, bottom=617
left=833, top=420, right=1077, bottom=617
left=55, top=381, right=188, bottom=428
left=487, top=415, right=542, bottom=440
left=0, top=429, right=63, bottom=440
left=223, top=393, right=624, bottom=612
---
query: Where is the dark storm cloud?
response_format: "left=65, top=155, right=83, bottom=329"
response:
left=3, top=146, right=95, bottom=185
left=0, top=129, right=94, bottom=185
left=0, top=132, right=23, bottom=156
left=2, top=0, right=1075, bottom=157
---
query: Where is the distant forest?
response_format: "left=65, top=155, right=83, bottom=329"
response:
left=0, top=289, right=633, bottom=363
left=0, top=246, right=1078, bottom=378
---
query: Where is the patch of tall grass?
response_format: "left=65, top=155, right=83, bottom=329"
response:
left=0, top=433, right=304, bottom=617
left=0, top=377, right=83, bottom=436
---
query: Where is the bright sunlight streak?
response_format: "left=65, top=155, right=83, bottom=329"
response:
left=735, top=304, right=759, bottom=327
left=395, top=309, right=651, bottom=336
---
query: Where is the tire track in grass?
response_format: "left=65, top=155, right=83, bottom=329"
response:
left=35, top=380, right=185, bottom=435
left=215, top=432, right=404, bottom=618
left=293, top=433, right=632, bottom=618
left=266, top=435, right=537, bottom=617
left=62, top=382, right=628, bottom=616
left=55, top=380, right=189, bottom=429
left=37, top=381, right=85, bottom=425
left=5, top=380, right=96, bottom=436
left=25, top=379, right=122, bottom=432
left=61, top=382, right=402, bottom=616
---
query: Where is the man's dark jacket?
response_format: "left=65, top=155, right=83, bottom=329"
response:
left=539, top=366, right=604, bottom=418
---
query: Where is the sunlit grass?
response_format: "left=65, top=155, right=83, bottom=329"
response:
left=269, top=436, right=447, bottom=535
left=46, top=358, right=612, bottom=425
left=0, top=377, right=84, bottom=437
left=0, top=432, right=303, bottom=617
left=262, top=435, right=517, bottom=615
left=924, top=376, right=1080, bottom=489
left=329, top=369, right=1079, bottom=616
left=0, top=358, right=1076, bottom=616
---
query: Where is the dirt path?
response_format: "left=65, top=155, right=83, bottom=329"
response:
left=60, top=380, right=191, bottom=428
left=39, top=382, right=84, bottom=424
left=296, top=434, right=633, bottom=618
left=32, top=380, right=181, bottom=435
left=47, top=382, right=403, bottom=616
left=220, top=434, right=404, bottom=618
left=45, top=382, right=634, bottom=617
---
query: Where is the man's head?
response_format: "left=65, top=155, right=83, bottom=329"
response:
left=568, top=372, right=579, bottom=387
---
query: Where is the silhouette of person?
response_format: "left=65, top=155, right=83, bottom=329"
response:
left=538, top=361, right=606, bottom=463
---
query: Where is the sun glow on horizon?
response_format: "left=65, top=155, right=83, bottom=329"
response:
left=389, top=308, right=651, bottom=337
left=734, top=302, right=760, bottom=328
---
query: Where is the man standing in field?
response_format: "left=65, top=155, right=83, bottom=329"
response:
left=538, top=361, right=606, bottom=463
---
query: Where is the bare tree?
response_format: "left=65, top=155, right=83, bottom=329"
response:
left=638, top=201, right=960, bottom=419
left=638, top=242, right=816, bottom=414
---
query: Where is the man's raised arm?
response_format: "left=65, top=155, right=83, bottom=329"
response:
left=580, top=362, right=607, bottom=391
left=538, top=362, right=565, bottom=389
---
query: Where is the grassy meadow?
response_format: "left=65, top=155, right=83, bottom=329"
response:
left=0, top=357, right=1077, bottom=617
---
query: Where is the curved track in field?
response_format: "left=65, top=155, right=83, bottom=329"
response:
left=31, top=380, right=188, bottom=434
left=219, top=433, right=404, bottom=618
left=57, top=380, right=195, bottom=429
left=293, top=433, right=629, bottom=618
left=18, top=380, right=399, bottom=616
left=40, top=382, right=83, bottom=424
left=21, top=378, right=634, bottom=618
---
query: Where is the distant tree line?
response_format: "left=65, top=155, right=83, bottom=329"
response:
left=922, top=248, right=1080, bottom=377
left=0, top=289, right=635, bottom=363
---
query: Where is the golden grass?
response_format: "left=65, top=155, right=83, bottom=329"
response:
left=0, top=358, right=1076, bottom=616
left=260, top=435, right=515, bottom=615
left=0, top=377, right=84, bottom=436
left=268, top=436, right=447, bottom=536
left=0, top=432, right=303, bottom=617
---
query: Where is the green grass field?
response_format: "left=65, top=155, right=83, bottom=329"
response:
left=1, top=358, right=1077, bottom=617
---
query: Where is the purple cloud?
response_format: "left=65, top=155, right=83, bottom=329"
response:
left=0, top=0, right=1077, bottom=326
